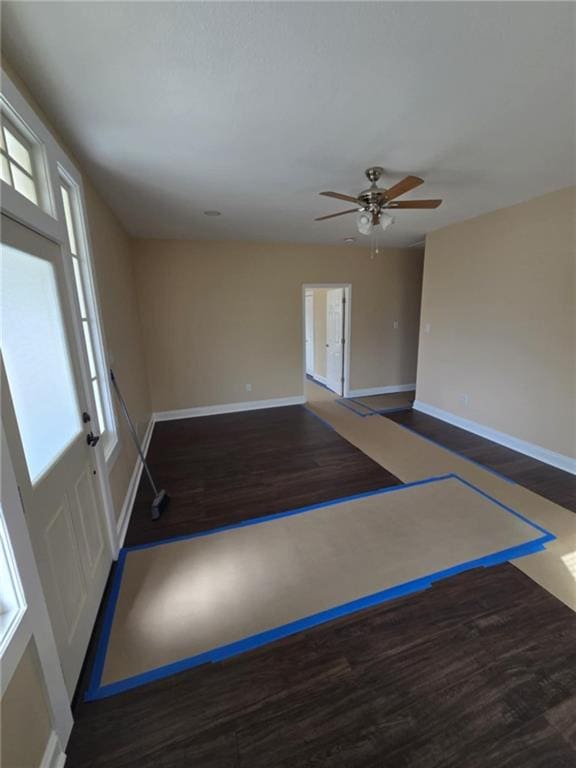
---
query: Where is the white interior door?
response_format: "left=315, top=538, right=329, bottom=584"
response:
left=326, top=288, right=344, bottom=395
left=0, top=214, right=112, bottom=696
left=305, top=292, right=314, bottom=375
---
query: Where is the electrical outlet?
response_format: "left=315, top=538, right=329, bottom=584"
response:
left=424, top=322, right=431, bottom=334
left=245, top=383, right=252, bottom=392
left=393, top=320, right=399, bottom=330
left=459, top=393, right=469, bottom=406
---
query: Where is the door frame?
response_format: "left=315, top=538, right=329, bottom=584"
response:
left=1, top=69, right=118, bottom=557
left=0, top=67, right=118, bottom=743
left=1, top=427, right=73, bottom=752
left=302, top=284, right=352, bottom=398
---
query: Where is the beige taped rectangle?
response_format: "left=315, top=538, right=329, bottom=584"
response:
left=101, top=476, right=545, bottom=687
left=307, top=397, right=576, bottom=610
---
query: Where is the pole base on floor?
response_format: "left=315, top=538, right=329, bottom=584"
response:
left=151, top=490, right=169, bottom=521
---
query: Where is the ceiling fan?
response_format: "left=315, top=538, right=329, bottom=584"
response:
left=315, top=167, right=442, bottom=235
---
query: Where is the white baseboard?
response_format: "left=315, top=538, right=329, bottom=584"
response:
left=115, top=397, right=306, bottom=549
left=154, top=395, right=306, bottom=422
left=116, top=416, right=155, bottom=551
left=39, top=732, right=66, bottom=768
left=413, top=400, right=576, bottom=475
left=348, top=383, right=416, bottom=398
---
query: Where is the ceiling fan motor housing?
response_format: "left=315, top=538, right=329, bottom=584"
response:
left=359, top=167, right=389, bottom=213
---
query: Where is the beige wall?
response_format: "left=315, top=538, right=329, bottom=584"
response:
left=1, top=643, right=51, bottom=768
left=416, top=186, right=576, bottom=458
left=134, top=240, right=424, bottom=411
left=83, top=183, right=151, bottom=517
left=312, top=288, right=328, bottom=378
left=2, top=57, right=151, bottom=520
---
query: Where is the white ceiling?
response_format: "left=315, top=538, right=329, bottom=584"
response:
left=2, top=2, right=574, bottom=247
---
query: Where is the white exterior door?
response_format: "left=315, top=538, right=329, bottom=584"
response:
left=326, top=288, right=344, bottom=395
left=1, top=215, right=112, bottom=696
left=305, top=292, right=314, bottom=375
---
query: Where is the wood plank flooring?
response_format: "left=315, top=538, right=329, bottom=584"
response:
left=66, top=405, right=576, bottom=767
left=388, top=409, right=576, bottom=513
left=126, top=405, right=401, bottom=546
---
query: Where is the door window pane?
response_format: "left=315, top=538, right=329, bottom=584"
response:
left=91, top=379, right=104, bottom=433
left=61, top=185, right=78, bottom=255
left=1, top=244, right=82, bottom=482
left=1, top=155, right=11, bottom=185
left=10, top=163, right=38, bottom=204
left=71, top=257, right=87, bottom=318
left=82, top=319, right=97, bottom=378
left=4, top=129, right=33, bottom=174
left=0, top=122, right=39, bottom=207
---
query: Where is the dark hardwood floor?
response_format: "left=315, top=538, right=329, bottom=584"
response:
left=67, top=565, right=576, bottom=767
left=126, top=405, right=401, bottom=546
left=388, top=410, right=576, bottom=513
left=66, top=405, right=576, bottom=767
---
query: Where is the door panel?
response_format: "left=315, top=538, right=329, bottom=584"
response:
left=74, top=468, right=105, bottom=579
left=326, top=288, right=344, bottom=395
left=305, top=293, right=314, bottom=375
left=44, top=498, right=87, bottom=643
left=1, top=214, right=112, bottom=696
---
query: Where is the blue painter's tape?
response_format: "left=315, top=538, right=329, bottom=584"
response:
left=349, top=397, right=414, bottom=417
left=336, top=398, right=413, bottom=418
left=84, top=474, right=555, bottom=702
left=389, top=420, right=518, bottom=485
left=336, top=398, right=375, bottom=417
left=85, top=548, right=128, bottom=700
left=352, top=399, right=414, bottom=416
left=123, top=474, right=450, bottom=553
left=302, top=404, right=335, bottom=430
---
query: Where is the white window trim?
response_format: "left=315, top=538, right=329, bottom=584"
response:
left=58, top=165, right=120, bottom=466
left=1, top=428, right=73, bottom=749
left=0, top=509, right=27, bottom=660
left=0, top=68, right=120, bottom=550
left=1, top=95, right=56, bottom=218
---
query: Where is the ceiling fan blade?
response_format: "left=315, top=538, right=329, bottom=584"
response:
left=315, top=208, right=359, bottom=221
left=320, top=191, right=360, bottom=204
left=385, top=175, right=424, bottom=201
left=387, top=199, right=442, bottom=209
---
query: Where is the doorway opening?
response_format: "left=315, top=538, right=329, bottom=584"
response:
left=303, top=284, right=351, bottom=399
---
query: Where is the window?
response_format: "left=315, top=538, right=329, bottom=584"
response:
left=0, top=509, right=26, bottom=658
left=59, top=179, right=116, bottom=455
left=0, top=119, right=38, bottom=205
left=1, top=242, right=82, bottom=483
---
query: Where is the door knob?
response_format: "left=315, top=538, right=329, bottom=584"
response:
left=86, top=431, right=100, bottom=447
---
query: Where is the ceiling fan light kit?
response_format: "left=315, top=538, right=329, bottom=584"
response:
left=315, top=167, right=442, bottom=239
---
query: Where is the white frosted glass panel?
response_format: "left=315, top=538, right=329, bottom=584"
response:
left=10, top=164, right=37, bottom=205
left=4, top=128, right=33, bottom=174
left=82, top=319, right=97, bottom=378
left=92, top=379, right=104, bottom=433
left=72, top=257, right=87, bottom=318
left=1, top=245, right=81, bottom=482
left=61, top=185, right=78, bottom=255
left=1, top=154, right=11, bottom=185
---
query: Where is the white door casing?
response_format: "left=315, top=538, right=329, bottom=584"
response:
left=326, top=288, right=345, bottom=395
left=1, top=215, right=112, bottom=696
